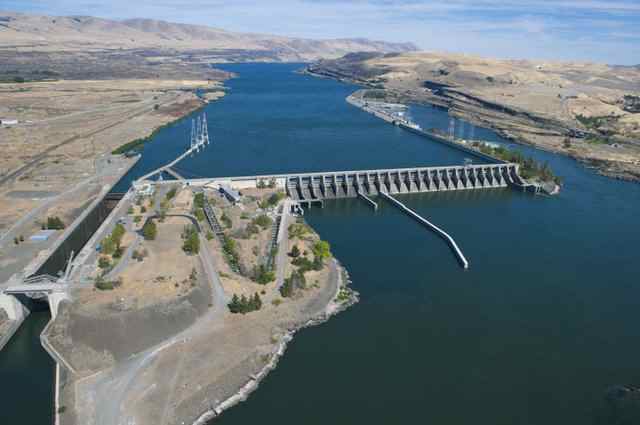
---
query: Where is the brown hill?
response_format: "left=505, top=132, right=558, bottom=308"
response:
left=0, top=11, right=416, bottom=60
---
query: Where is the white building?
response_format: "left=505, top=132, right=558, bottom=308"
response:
left=0, top=119, right=18, bottom=126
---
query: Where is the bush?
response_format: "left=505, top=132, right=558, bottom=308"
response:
left=95, top=276, right=122, bottom=291
left=142, top=220, right=157, bottom=240
left=312, top=240, right=331, bottom=260
left=195, top=208, right=205, bottom=222
left=253, top=214, right=272, bottom=229
left=220, top=212, right=232, bottom=229
left=140, top=206, right=147, bottom=213
left=165, top=187, right=177, bottom=200
left=98, top=256, right=111, bottom=269
left=46, top=216, right=65, bottom=230
left=292, top=256, right=314, bottom=273
left=253, top=264, right=275, bottom=285
left=182, top=225, right=200, bottom=255
left=127, top=206, right=134, bottom=214
left=288, top=223, right=310, bottom=239
left=132, top=249, right=145, bottom=262
left=193, top=192, right=205, bottom=209
left=289, top=245, right=301, bottom=258
left=206, top=231, right=214, bottom=241
left=245, top=222, right=260, bottom=237
left=259, top=191, right=285, bottom=209
left=113, top=245, right=124, bottom=259
left=222, top=235, right=240, bottom=269
left=280, top=270, right=306, bottom=297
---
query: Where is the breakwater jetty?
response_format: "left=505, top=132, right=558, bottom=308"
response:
left=379, top=192, right=469, bottom=269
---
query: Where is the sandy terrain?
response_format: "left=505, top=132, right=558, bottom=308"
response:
left=309, top=52, right=640, bottom=181
left=0, top=78, right=219, bottom=232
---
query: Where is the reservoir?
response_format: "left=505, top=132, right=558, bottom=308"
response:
left=2, top=62, right=640, bottom=425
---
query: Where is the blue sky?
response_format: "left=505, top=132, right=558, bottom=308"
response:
left=3, top=0, right=639, bottom=64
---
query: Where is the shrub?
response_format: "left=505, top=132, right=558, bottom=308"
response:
left=193, top=192, right=205, bottom=209
left=222, top=235, right=240, bottom=269
left=142, top=220, right=157, bottom=240
left=220, top=212, right=232, bottom=229
left=195, top=208, right=205, bottom=222
left=253, top=264, right=275, bottom=284
left=312, top=240, right=331, bottom=260
left=288, top=223, right=310, bottom=239
left=206, top=231, right=214, bottom=241
left=140, top=206, right=147, bottom=213
left=245, top=222, right=260, bottom=237
left=113, top=245, right=124, bottom=259
left=98, top=256, right=111, bottom=269
left=165, top=187, right=177, bottom=200
left=259, top=191, right=285, bottom=209
left=289, top=245, right=301, bottom=258
left=46, top=216, right=65, bottom=230
left=253, top=214, right=272, bottom=229
left=182, top=225, right=200, bottom=254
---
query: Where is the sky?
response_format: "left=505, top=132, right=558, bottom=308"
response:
left=2, top=0, right=639, bottom=65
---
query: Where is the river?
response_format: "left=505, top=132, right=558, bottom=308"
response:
left=3, top=62, right=640, bottom=425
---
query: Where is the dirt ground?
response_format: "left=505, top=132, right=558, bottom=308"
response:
left=78, top=216, right=199, bottom=311
left=0, top=78, right=224, bottom=233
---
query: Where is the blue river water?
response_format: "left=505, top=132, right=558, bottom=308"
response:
left=2, top=62, right=640, bottom=425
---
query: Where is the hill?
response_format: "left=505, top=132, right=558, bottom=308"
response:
left=308, top=51, right=640, bottom=181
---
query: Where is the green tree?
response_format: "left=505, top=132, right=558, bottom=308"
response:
left=289, top=245, right=301, bottom=258
left=193, top=192, right=205, bottom=209
left=195, top=208, right=206, bottom=222
left=182, top=230, right=200, bottom=255
left=165, top=187, right=177, bottom=200
left=253, top=264, right=275, bottom=284
left=312, top=240, right=331, bottom=260
left=142, top=220, right=157, bottom=240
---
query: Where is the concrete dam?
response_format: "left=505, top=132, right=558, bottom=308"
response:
left=285, top=163, right=521, bottom=203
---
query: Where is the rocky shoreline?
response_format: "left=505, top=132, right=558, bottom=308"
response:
left=193, top=261, right=359, bottom=424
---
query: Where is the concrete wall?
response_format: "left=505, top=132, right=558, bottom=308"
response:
left=0, top=294, right=29, bottom=351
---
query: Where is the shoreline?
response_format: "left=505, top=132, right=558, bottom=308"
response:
left=304, top=68, right=640, bottom=184
left=192, top=261, right=359, bottom=424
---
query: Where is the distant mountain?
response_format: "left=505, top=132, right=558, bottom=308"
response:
left=0, top=11, right=417, bottom=61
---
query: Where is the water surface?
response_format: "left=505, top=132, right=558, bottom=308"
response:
left=2, top=62, right=639, bottom=425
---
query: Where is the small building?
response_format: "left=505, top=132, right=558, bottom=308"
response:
left=0, top=119, right=18, bottom=126
left=219, top=184, right=241, bottom=204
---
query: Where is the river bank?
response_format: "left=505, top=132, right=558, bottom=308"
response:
left=303, top=66, right=640, bottom=183
left=194, top=262, right=358, bottom=424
